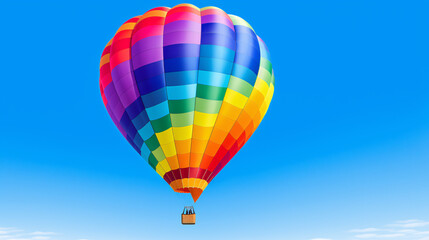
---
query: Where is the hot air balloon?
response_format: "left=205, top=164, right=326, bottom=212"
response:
left=99, top=4, right=275, bottom=204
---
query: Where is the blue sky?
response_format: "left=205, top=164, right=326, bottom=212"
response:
left=1, top=0, right=428, bottom=240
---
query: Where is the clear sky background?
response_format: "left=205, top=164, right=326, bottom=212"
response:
left=1, top=1, right=428, bottom=240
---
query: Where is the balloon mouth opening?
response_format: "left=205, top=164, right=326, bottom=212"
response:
left=174, top=187, right=203, bottom=202
left=175, top=188, right=190, bottom=193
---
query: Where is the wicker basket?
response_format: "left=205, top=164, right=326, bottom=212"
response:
left=181, top=206, right=196, bottom=225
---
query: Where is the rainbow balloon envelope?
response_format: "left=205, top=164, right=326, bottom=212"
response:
left=99, top=4, right=275, bottom=202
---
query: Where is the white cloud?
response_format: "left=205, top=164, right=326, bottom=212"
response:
left=355, top=233, right=377, bottom=238
left=396, top=229, right=418, bottom=233
left=314, top=219, right=429, bottom=240
left=6, top=238, right=32, bottom=240
left=398, top=220, right=421, bottom=223
left=0, top=229, right=21, bottom=235
left=0, top=228, right=58, bottom=240
left=381, top=233, right=405, bottom=238
left=388, top=220, right=429, bottom=228
left=29, top=232, right=56, bottom=236
left=356, top=233, right=405, bottom=238
left=351, top=228, right=383, bottom=233
left=351, top=219, right=429, bottom=239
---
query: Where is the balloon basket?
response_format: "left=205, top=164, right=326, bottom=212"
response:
left=181, top=206, right=196, bottom=225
